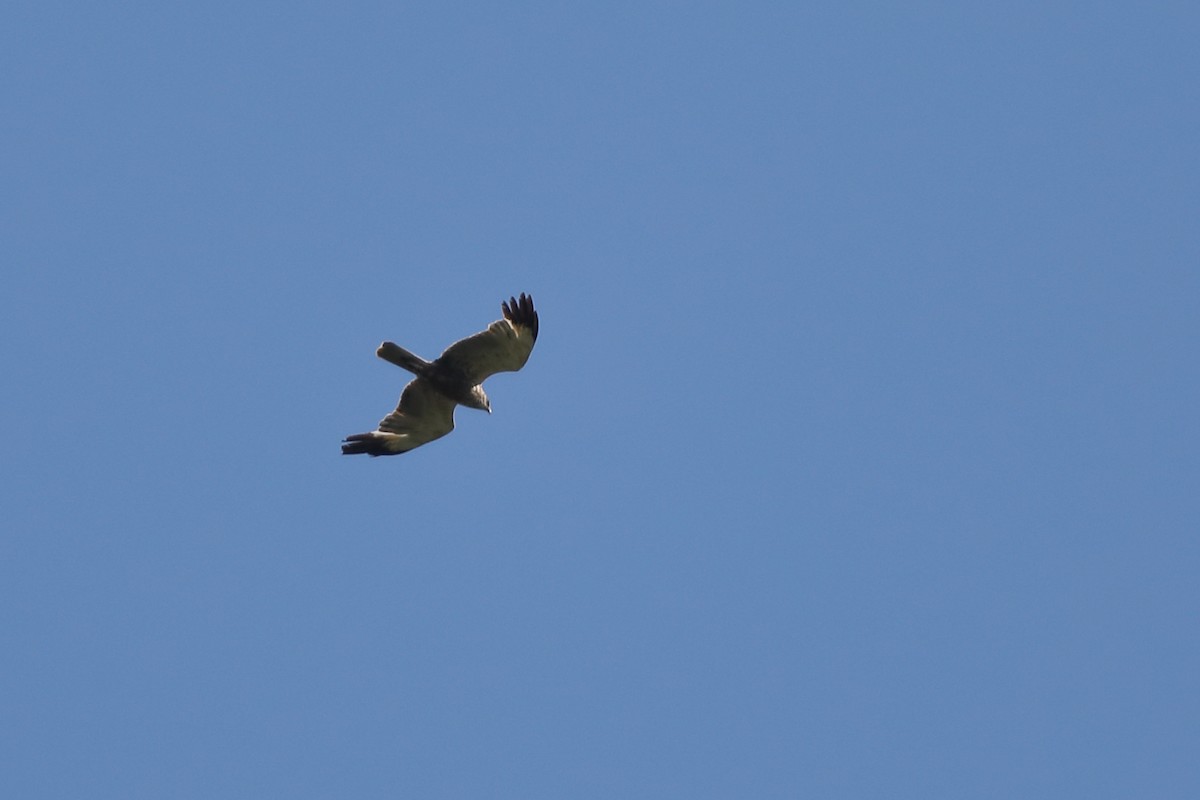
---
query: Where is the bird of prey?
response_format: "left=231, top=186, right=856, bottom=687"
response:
left=342, top=293, right=539, bottom=456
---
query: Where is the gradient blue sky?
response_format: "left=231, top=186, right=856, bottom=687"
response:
left=4, top=2, right=1198, bottom=797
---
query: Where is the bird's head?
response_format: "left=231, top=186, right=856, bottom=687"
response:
left=467, top=386, right=491, bottom=414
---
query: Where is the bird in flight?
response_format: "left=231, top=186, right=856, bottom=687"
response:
left=342, top=293, right=539, bottom=456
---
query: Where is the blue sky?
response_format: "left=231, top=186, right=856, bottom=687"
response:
left=3, top=2, right=1198, bottom=797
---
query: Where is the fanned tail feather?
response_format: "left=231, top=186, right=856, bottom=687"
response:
left=377, top=342, right=431, bottom=375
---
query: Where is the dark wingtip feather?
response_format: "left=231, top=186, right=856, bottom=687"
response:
left=502, top=292, right=539, bottom=340
left=341, top=433, right=392, bottom=457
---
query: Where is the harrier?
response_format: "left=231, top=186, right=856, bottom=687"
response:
left=342, top=293, right=539, bottom=456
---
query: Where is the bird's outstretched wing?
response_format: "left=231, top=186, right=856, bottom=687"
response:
left=436, top=293, right=539, bottom=384
left=341, top=378, right=457, bottom=456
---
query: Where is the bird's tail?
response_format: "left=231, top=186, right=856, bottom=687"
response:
left=376, top=342, right=431, bottom=376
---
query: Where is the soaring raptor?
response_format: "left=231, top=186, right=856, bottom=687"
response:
left=342, top=294, right=539, bottom=456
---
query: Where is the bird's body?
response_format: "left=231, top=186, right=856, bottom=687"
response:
left=374, top=342, right=490, bottom=411
left=342, top=293, right=538, bottom=456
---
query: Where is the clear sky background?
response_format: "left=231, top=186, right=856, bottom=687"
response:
left=3, top=2, right=1198, bottom=797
